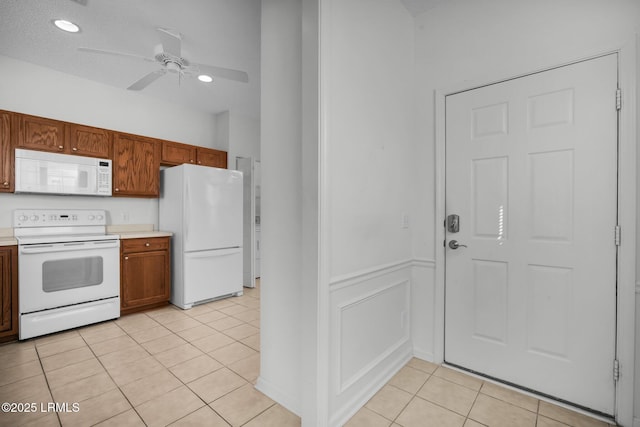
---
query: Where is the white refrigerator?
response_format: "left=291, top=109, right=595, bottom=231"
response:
left=159, top=164, right=243, bottom=309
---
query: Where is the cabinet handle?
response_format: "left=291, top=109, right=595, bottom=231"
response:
left=190, top=160, right=194, bottom=163
left=115, top=188, right=119, bottom=192
left=198, top=161, right=202, bottom=164
left=2, top=182, right=7, bottom=186
left=145, top=243, right=150, bottom=247
left=58, top=145, right=64, bottom=150
left=72, top=147, right=78, bottom=151
left=124, top=256, right=129, bottom=260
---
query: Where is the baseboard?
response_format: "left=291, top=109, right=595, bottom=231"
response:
left=254, top=376, right=301, bottom=417
left=413, top=348, right=435, bottom=363
left=330, top=344, right=412, bottom=427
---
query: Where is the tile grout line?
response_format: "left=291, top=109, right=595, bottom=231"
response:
left=32, top=339, right=62, bottom=427
left=78, top=319, right=147, bottom=427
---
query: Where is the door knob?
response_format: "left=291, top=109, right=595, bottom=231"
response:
left=448, top=240, right=467, bottom=249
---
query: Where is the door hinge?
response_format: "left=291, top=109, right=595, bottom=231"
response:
left=616, top=88, right=622, bottom=111
left=613, top=359, right=620, bottom=382
left=615, top=225, right=621, bottom=246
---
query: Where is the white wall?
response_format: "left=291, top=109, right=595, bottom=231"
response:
left=256, top=0, right=304, bottom=416
left=218, top=110, right=261, bottom=166
left=411, top=1, right=640, bottom=425
left=216, top=111, right=231, bottom=152
left=0, top=54, right=220, bottom=229
left=322, top=0, right=416, bottom=424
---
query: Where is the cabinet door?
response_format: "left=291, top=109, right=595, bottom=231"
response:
left=121, top=250, right=170, bottom=310
left=17, top=114, right=66, bottom=153
left=197, top=147, right=227, bottom=168
left=0, top=247, right=18, bottom=338
left=113, top=133, right=160, bottom=197
left=0, top=111, right=12, bottom=192
left=161, top=140, right=196, bottom=166
left=67, top=124, right=112, bottom=158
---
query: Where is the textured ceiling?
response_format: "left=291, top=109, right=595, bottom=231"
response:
left=0, top=1, right=446, bottom=118
left=400, top=0, right=449, bottom=15
left=0, top=0, right=261, bottom=118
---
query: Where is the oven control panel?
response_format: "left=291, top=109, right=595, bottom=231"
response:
left=13, top=209, right=108, bottom=227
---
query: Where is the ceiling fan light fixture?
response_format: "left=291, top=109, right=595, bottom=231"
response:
left=53, top=19, right=80, bottom=33
left=198, top=74, right=213, bottom=83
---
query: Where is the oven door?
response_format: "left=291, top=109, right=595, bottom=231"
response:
left=19, top=239, right=120, bottom=314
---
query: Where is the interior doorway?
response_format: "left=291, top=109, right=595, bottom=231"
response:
left=236, top=157, right=261, bottom=288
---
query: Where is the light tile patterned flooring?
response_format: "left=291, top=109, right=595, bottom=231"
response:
left=0, top=280, right=616, bottom=427
left=346, top=360, right=617, bottom=427
left=0, top=283, right=300, bottom=427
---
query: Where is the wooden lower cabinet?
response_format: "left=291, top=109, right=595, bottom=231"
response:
left=120, top=237, right=171, bottom=315
left=0, top=246, right=18, bottom=342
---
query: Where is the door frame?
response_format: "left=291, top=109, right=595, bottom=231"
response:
left=433, top=43, right=637, bottom=426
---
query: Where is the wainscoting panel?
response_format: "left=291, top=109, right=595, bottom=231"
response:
left=411, top=259, right=436, bottom=361
left=329, top=261, right=413, bottom=426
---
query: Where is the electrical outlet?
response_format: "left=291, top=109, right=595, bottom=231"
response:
left=121, top=212, right=130, bottom=223
left=401, top=213, right=409, bottom=229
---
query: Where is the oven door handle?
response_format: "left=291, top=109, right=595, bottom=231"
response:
left=20, top=240, right=120, bottom=254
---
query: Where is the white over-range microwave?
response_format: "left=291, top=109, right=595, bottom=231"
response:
left=15, top=149, right=112, bottom=196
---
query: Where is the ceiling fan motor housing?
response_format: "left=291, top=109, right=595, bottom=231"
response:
left=155, top=51, right=188, bottom=72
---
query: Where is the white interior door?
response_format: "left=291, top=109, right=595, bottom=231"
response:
left=444, top=54, right=618, bottom=414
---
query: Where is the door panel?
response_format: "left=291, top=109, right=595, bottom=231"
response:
left=445, top=54, right=617, bottom=414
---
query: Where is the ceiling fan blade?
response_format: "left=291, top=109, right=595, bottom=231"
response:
left=192, top=63, right=249, bottom=83
left=157, top=28, right=182, bottom=58
left=78, top=47, right=155, bottom=63
left=127, top=69, right=167, bottom=91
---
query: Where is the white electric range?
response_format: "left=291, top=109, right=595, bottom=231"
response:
left=14, top=209, right=120, bottom=340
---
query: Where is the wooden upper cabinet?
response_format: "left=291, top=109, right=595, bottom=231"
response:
left=15, top=113, right=112, bottom=159
left=17, top=114, right=66, bottom=153
left=197, top=147, right=227, bottom=168
left=112, top=133, right=160, bottom=197
left=0, top=111, right=13, bottom=192
left=161, top=140, right=196, bottom=166
left=66, top=124, right=112, bottom=158
left=160, top=140, right=227, bottom=169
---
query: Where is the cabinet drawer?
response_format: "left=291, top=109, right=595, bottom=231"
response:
left=121, top=237, right=170, bottom=253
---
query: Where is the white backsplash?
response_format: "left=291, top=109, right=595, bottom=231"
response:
left=0, top=193, right=159, bottom=229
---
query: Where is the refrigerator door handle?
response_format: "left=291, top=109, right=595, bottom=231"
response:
left=185, top=178, right=190, bottom=244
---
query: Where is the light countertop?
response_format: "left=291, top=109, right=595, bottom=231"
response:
left=0, top=238, right=17, bottom=247
left=106, top=224, right=172, bottom=240
left=0, top=228, right=16, bottom=246
left=0, top=225, right=172, bottom=245
left=111, top=231, right=173, bottom=239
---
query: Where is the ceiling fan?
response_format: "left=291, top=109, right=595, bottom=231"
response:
left=78, top=28, right=249, bottom=90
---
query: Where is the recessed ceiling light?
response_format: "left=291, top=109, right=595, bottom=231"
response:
left=198, top=75, right=213, bottom=83
left=53, top=19, right=80, bottom=33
